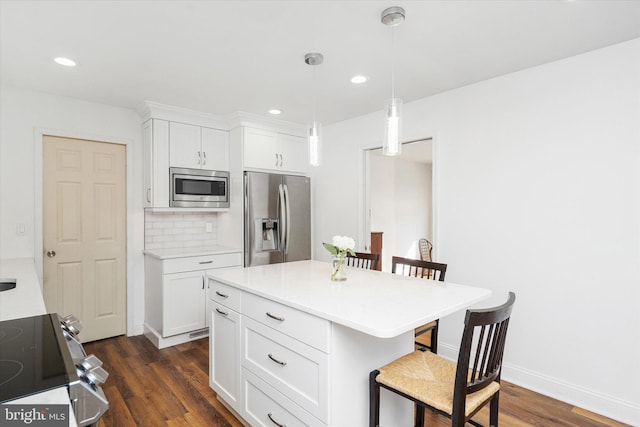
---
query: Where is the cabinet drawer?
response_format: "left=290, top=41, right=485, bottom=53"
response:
left=242, top=292, right=330, bottom=352
left=163, top=252, right=242, bottom=274
left=243, top=369, right=325, bottom=427
left=243, top=317, right=328, bottom=422
left=208, top=280, right=241, bottom=312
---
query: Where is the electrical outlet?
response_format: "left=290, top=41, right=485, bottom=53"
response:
left=206, top=223, right=212, bottom=233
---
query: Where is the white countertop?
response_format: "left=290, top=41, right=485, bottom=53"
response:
left=0, top=258, right=47, bottom=321
left=207, top=260, right=491, bottom=338
left=143, top=245, right=242, bottom=259
left=0, top=258, right=78, bottom=426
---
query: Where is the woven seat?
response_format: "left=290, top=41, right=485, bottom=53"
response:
left=376, top=350, right=500, bottom=418
left=370, top=292, right=516, bottom=427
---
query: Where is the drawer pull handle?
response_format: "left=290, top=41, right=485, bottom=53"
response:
left=266, top=312, right=285, bottom=322
left=267, top=413, right=286, bottom=427
left=215, top=291, right=229, bottom=298
left=199, top=260, right=213, bottom=264
left=268, top=353, right=287, bottom=366
left=215, top=308, right=228, bottom=316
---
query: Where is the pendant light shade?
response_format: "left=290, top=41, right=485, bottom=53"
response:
left=308, top=121, right=322, bottom=167
left=381, top=6, right=405, bottom=157
left=305, top=52, right=323, bottom=167
left=383, top=98, right=402, bottom=156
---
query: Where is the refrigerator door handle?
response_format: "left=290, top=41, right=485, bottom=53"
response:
left=278, top=184, right=286, bottom=252
left=283, top=184, right=291, bottom=256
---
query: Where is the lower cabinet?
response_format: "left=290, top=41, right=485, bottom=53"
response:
left=243, top=369, right=325, bottom=427
left=163, top=271, right=207, bottom=336
left=208, top=279, right=329, bottom=426
left=144, top=251, right=242, bottom=349
left=210, top=301, right=242, bottom=410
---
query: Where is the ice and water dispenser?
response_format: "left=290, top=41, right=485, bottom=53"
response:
left=255, top=218, right=279, bottom=252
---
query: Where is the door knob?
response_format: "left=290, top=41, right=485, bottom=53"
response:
left=47, top=250, right=56, bottom=258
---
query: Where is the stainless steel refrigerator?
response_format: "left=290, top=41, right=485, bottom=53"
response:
left=244, top=171, right=311, bottom=266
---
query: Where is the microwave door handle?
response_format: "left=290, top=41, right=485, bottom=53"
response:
left=278, top=184, right=286, bottom=253
left=283, top=184, right=291, bottom=256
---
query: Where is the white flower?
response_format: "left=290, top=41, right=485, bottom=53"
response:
left=332, top=235, right=355, bottom=251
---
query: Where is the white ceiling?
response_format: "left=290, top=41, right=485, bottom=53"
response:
left=1, top=1, right=639, bottom=126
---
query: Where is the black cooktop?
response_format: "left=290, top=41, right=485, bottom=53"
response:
left=0, top=314, right=71, bottom=403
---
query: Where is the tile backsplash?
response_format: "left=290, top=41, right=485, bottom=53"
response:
left=144, top=212, right=218, bottom=250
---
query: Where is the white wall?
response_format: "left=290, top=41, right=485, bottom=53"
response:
left=0, top=85, right=145, bottom=336
left=370, top=154, right=432, bottom=272
left=310, top=39, right=640, bottom=424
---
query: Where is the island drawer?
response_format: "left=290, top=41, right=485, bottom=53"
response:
left=243, top=317, right=328, bottom=422
left=162, top=252, right=242, bottom=274
left=242, top=292, right=330, bottom=352
left=208, top=280, right=241, bottom=312
left=243, top=366, right=325, bottom=427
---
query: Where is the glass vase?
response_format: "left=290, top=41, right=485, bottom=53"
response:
left=331, top=254, right=347, bottom=282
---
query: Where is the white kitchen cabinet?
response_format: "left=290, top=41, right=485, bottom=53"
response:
left=143, top=119, right=170, bottom=208
left=208, top=277, right=329, bottom=425
left=163, top=270, right=207, bottom=336
left=169, top=122, right=229, bottom=170
left=243, top=127, right=307, bottom=174
left=210, top=298, right=242, bottom=414
left=144, top=249, right=242, bottom=349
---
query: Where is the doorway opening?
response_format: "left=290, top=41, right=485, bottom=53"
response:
left=363, top=139, right=434, bottom=272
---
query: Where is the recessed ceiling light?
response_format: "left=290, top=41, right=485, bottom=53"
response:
left=351, top=75, right=368, bottom=84
left=54, top=57, right=76, bottom=67
left=268, top=109, right=282, bottom=115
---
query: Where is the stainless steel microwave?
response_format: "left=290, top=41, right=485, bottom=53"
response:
left=170, top=167, right=230, bottom=208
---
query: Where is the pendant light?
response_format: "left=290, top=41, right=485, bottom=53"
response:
left=305, top=52, right=323, bottom=167
left=381, top=6, right=405, bottom=156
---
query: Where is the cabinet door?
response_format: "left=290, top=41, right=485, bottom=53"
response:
left=201, top=127, right=229, bottom=171
left=169, top=122, right=202, bottom=168
left=143, top=120, right=153, bottom=208
left=163, top=271, right=206, bottom=336
left=210, top=302, right=242, bottom=412
left=244, top=128, right=279, bottom=170
left=278, top=134, right=308, bottom=174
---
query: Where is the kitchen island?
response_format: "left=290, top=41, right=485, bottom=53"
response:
left=207, top=260, right=491, bottom=427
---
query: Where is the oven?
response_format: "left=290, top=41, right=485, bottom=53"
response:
left=170, top=167, right=230, bottom=208
left=0, top=313, right=109, bottom=426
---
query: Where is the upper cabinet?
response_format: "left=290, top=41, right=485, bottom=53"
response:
left=143, top=119, right=170, bottom=208
left=243, top=128, right=308, bottom=175
left=169, top=122, right=229, bottom=171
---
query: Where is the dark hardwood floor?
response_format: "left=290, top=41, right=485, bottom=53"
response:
left=84, top=335, right=629, bottom=427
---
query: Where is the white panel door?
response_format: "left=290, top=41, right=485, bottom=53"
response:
left=169, top=122, right=202, bottom=168
left=201, top=127, right=229, bottom=171
left=43, top=135, right=127, bottom=342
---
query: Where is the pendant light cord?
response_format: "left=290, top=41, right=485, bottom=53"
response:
left=313, top=64, right=317, bottom=123
left=391, top=25, right=395, bottom=101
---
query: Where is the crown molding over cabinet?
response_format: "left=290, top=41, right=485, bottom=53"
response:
left=137, top=101, right=306, bottom=137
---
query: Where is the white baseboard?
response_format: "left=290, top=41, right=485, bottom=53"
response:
left=130, top=323, right=144, bottom=336
left=438, top=343, right=639, bottom=426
